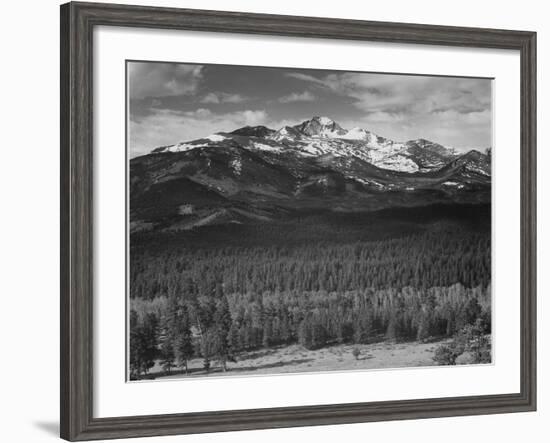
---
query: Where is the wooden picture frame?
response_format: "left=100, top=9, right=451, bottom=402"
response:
left=60, top=1, right=536, bottom=440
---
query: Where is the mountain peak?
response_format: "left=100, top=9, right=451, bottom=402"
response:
left=294, top=116, right=346, bottom=138
left=462, top=149, right=486, bottom=160
left=406, top=138, right=457, bottom=157
left=314, top=116, right=335, bottom=125
left=230, top=125, right=275, bottom=138
left=271, top=125, right=303, bottom=141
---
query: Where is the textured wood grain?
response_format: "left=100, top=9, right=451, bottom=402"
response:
left=60, top=2, right=537, bottom=441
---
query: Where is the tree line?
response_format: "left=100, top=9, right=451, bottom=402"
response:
left=130, top=229, right=490, bottom=300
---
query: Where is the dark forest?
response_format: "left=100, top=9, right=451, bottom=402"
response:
left=129, top=204, right=491, bottom=379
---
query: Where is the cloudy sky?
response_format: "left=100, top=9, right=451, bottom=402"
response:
left=128, top=61, right=492, bottom=158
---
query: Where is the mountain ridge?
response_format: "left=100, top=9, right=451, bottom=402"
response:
left=148, top=116, right=483, bottom=174
left=131, top=116, right=491, bottom=233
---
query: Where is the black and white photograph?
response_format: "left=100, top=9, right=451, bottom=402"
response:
left=128, top=61, right=492, bottom=381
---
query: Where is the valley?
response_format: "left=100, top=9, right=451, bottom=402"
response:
left=149, top=339, right=455, bottom=380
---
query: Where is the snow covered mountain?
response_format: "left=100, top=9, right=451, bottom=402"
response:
left=152, top=116, right=462, bottom=173
left=293, top=116, right=347, bottom=138
left=132, top=117, right=490, bottom=232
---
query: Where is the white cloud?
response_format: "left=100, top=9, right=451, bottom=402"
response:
left=278, top=91, right=316, bottom=103
left=340, top=106, right=491, bottom=152
left=183, top=108, right=213, bottom=119
left=200, top=92, right=249, bottom=104
left=223, top=94, right=248, bottom=104
left=286, top=71, right=490, bottom=116
left=129, top=62, right=204, bottom=99
left=239, top=110, right=269, bottom=125
left=200, top=93, right=220, bottom=104
left=287, top=70, right=491, bottom=149
left=285, top=72, right=328, bottom=87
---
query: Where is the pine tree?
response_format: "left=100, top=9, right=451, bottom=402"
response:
left=200, top=329, right=216, bottom=372
left=228, top=322, right=241, bottom=354
left=353, top=301, right=374, bottom=344
left=159, top=333, right=175, bottom=374
left=129, top=310, right=141, bottom=379
left=386, top=313, right=399, bottom=342
left=262, top=316, right=273, bottom=348
left=416, top=292, right=436, bottom=341
left=213, top=295, right=232, bottom=371
left=310, top=322, right=328, bottom=349
left=130, top=312, right=159, bottom=377
left=298, top=316, right=313, bottom=349
left=174, top=311, right=194, bottom=374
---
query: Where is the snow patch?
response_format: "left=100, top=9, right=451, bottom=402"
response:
left=230, top=158, right=242, bottom=175
left=353, top=177, right=384, bottom=188
left=318, top=116, right=334, bottom=125
left=251, top=142, right=283, bottom=153
left=206, top=134, right=225, bottom=142
left=271, top=127, right=296, bottom=141
left=371, top=155, right=419, bottom=173
left=465, top=164, right=490, bottom=176
left=339, top=127, right=368, bottom=140
left=298, top=142, right=323, bottom=156
left=164, top=142, right=207, bottom=153
left=443, top=181, right=465, bottom=189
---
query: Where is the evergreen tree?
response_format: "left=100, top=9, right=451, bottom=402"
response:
left=173, top=304, right=194, bottom=374
left=298, top=316, right=313, bottom=349
left=129, top=310, right=141, bottom=379
left=353, top=301, right=374, bottom=344
left=228, top=322, right=242, bottom=354
left=213, top=295, right=232, bottom=371
left=142, top=313, right=159, bottom=374
left=262, top=317, right=273, bottom=348
left=130, top=312, right=159, bottom=379
left=159, top=333, right=175, bottom=374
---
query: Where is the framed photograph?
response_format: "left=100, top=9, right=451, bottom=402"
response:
left=60, top=1, right=536, bottom=441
